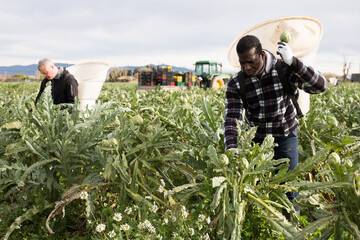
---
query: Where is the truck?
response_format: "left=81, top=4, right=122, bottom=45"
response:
left=137, top=66, right=195, bottom=91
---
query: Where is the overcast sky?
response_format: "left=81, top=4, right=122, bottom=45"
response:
left=0, top=0, right=359, bottom=75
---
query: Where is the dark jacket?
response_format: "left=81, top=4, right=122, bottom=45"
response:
left=35, top=68, right=78, bottom=105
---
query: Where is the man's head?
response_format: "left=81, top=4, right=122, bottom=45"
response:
left=236, top=35, right=265, bottom=77
left=38, top=58, right=58, bottom=80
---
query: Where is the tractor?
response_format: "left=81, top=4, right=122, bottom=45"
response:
left=195, top=60, right=230, bottom=89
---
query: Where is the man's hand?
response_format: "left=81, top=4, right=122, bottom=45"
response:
left=277, top=42, right=293, bottom=66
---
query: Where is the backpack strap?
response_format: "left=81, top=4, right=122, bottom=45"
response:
left=275, top=59, right=303, bottom=118
left=236, top=60, right=303, bottom=118
left=237, top=71, right=248, bottom=110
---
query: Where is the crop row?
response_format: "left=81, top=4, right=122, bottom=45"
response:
left=0, top=82, right=359, bottom=239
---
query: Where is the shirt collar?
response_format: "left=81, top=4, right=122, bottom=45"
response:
left=256, top=54, right=266, bottom=78
left=53, top=67, right=64, bottom=80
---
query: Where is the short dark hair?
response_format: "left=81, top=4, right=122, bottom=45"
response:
left=236, top=35, right=262, bottom=55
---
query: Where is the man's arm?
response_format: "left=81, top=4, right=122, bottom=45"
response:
left=287, top=57, right=327, bottom=94
left=224, top=77, right=243, bottom=150
left=277, top=42, right=327, bottom=94
left=65, top=75, right=79, bottom=103
left=34, top=79, right=49, bottom=105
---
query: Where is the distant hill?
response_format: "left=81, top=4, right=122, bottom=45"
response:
left=0, top=63, right=194, bottom=77
left=0, top=63, right=72, bottom=77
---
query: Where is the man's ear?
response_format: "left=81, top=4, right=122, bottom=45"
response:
left=260, top=51, right=266, bottom=60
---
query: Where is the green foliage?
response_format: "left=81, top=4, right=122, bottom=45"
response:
left=13, top=74, right=30, bottom=79
left=0, top=82, right=360, bottom=239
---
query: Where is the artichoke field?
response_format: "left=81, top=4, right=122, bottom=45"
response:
left=0, top=82, right=359, bottom=240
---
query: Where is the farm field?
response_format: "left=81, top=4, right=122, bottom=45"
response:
left=0, top=82, right=359, bottom=239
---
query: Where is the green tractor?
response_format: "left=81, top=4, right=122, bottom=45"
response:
left=195, top=60, right=230, bottom=89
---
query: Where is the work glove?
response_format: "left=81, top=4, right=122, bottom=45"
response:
left=277, top=42, right=293, bottom=66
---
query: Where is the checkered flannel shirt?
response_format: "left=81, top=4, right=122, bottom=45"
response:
left=224, top=54, right=327, bottom=150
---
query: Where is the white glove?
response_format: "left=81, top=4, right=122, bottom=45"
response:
left=277, top=42, right=293, bottom=66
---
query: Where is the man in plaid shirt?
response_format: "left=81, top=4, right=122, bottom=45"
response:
left=224, top=35, right=327, bottom=214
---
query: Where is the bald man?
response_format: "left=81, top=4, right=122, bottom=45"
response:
left=35, top=58, right=78, bottom=105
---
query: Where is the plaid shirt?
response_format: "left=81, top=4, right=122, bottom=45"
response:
left=224, top=50, right=327, bottom=149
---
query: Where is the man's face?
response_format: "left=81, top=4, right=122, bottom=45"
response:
left=39, top=64, right=57, bottom=80
left=238, top=48, right=265, bottom=77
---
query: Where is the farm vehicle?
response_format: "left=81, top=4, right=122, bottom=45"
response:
left=137, top=61, right=230, bottom=90
left=195, top=60, right=230, bottom=89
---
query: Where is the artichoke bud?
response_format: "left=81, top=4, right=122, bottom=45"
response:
left=328, top=115, right=339, bottom=127
left=328, top=152, right=341, bottom=167
left=146, top=124, right=154, bottom=132
left=110, top=138, right=118, bottom=147
left=344, top=158, right=353, bottom=169
left=101, top=139, right=111, bottom=147
left=240, top=157, right=249, bottom=170
left=280, top=31, right=291, bottom=43
left=113, top=116, right=120, bottom=127
left=220, top=154, right=229, bottom=166
left=133, top=115, right=143, bottom=125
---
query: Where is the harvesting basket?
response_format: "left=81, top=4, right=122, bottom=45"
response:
left=67, top=62, right=109, bottom=110
left=227, top=16, right=323, bottom=116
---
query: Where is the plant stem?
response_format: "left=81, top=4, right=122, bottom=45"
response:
left=247, top=193, right=282, bottom=219
left=341, top=207, right=360, bottom=239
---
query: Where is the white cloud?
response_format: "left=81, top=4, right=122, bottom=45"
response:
left=0, top=0, right=359, bottom=77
